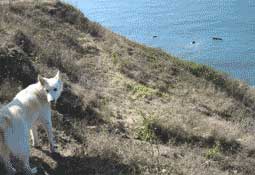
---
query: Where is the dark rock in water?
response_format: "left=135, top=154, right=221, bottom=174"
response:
left=153, top=35, right=158, bottom=38
left=192, top=41, right=196, bottom=44
left=212, top=37, right=223, bottom=40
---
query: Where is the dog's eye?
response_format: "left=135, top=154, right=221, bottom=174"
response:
left=46, top=89, right=49, bottom=93
left=53, top=88, right=57, bottom=92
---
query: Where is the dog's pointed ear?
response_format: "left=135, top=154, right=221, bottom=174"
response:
left=55, top=70, right=61, bottom=80
left=38, top=75, right=46, bottom=86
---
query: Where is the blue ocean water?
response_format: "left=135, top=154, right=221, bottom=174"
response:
left=65, top=0, right=255, bottom=85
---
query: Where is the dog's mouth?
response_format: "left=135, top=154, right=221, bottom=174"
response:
left=50, top=101, right=57, bottom=110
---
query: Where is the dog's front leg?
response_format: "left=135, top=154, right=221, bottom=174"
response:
left=30, top=122, right=40, bottom=148
left=41, top=108, right=56, bottom=153
left=42, top=119, right=56, bottom=153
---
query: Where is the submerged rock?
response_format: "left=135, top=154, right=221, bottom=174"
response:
left=212, top=37, right=223, bottom=40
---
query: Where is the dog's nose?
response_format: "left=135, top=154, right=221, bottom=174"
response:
left=49, top=100, right=55, bottom=105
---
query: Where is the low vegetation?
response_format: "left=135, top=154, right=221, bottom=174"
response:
left=0, top=1, right=255, bottom=175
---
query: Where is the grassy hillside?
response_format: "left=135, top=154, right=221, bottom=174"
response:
left=1, top=1, right=255, bottom=175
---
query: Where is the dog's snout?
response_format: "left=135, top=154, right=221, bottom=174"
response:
left=50, top=100, right=57, bottom=109
left=49, top=100, right=55, bottom=105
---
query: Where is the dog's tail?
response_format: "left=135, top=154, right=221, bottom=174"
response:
left=0, top=115, right=11, bottom=130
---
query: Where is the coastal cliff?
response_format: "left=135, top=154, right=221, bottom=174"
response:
left=0, top=1, right=255, bottom=175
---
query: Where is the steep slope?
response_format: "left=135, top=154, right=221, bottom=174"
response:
left=1, top=1, right=255, bottom=175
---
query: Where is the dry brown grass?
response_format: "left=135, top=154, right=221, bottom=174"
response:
left=1, top=1, right=255, bottom=175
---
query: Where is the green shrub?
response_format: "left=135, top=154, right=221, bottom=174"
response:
left=127, top=83, right=155, bottom=99
left=136, top=115, right=157, bottom=143
left=205, top=142, right=221, bottom=160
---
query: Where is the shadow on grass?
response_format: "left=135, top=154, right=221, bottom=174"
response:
left=31, top=150, right=139, bottom=175
left=120, top=60, right=174, bottom=94
left=56, top=84, right=105, bottom=125
left=152, top=123, right=242, bottom=155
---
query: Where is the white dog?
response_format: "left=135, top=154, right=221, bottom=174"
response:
left=0, top=71, right=63, bottom=175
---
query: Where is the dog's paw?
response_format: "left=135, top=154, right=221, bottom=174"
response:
left=32, top=144, right=41, bottom=150
left=32, top=143, right=40, bottom=148
left=7, top=167, right=16, bottom=175
left=50, top=144, right=58, bottom=153
left=51, top=152, right=62, bottom=160
left=31, top=167, right=38, bottom=174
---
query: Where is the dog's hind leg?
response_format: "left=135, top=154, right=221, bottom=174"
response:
left=19, top=154, right=37, bottom=175
left=0, top=156, right=16, bottom=175
left=5, top=160, right=16, bottom=175
left=0, top=131, right=16, bottom=175
left=30, top=123, right=40, bottom=148
left=15, top=127, right=37, bottom=175
left=0, top=149, right=16, bottom=175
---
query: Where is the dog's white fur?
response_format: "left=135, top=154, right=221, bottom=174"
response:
left=0, top=71, right=63, bottom=174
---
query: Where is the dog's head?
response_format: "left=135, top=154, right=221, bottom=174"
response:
left=38, top=71, right=63, bottom=104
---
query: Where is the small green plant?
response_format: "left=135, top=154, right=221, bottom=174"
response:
left=127, top=83, right=155, bottom=99
left=136, top=114, right=157, bottom=143
left=112, top=52, right=119, bottom=65
left=206, top=142, right=221, bottom=160
left=119, top=58, right=132, bottom=71
left=147, top=55, right=157, bottom=63
left=133, top=84, right=154, bottom=98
